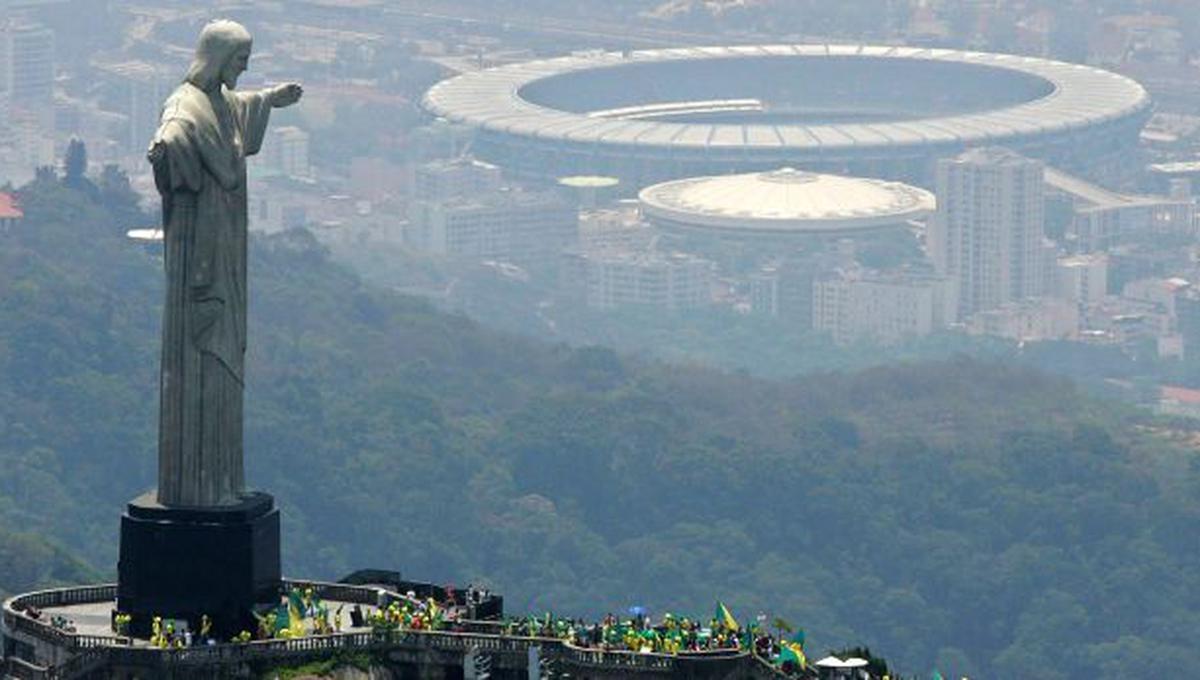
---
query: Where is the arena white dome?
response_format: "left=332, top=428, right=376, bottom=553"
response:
left=639, top=168, right=935, bottom=236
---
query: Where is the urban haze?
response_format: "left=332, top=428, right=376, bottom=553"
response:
left=1, top=1, right=1200, bottom=679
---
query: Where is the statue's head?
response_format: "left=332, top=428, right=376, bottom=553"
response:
left=185, top=19, right=252, bottom=92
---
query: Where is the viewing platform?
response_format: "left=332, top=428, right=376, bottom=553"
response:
left=1, top=580, right=777, bottom=680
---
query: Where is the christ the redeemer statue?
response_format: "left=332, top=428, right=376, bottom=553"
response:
left=149, top=19, right=302, bottom=506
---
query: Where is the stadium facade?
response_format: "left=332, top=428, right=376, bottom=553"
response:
left=423, top=45, right=1152, bottom=187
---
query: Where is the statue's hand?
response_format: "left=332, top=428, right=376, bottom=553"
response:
left=147, top=139, right=167, bottom=166
left=270, top=83, right=303, bottom=108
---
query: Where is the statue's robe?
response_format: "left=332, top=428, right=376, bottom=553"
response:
left=151, top=81, right=271, bottom=506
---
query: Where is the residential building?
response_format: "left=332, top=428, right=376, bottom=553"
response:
left=748, top=258, right=822, bottom=329
left=966, top=298, right=1079, bottom=342
left=930, top=147, right=1047, bottom=318
left=812, top=266, right=958, bottom=345
left=412, top=158, right=502, bottom=202
left=578, top=208, right=654, bottom=252
left=270, top=126, right=312, bottom=179
left=408, top=190, right=577, bottom=266
left=748, top=268, right=781, bottom=317
left=562, top=249, right=713, bottom=311
left=2, top=21, right=54, bottom=108
left=1056, top=254, right=1108, bottom=305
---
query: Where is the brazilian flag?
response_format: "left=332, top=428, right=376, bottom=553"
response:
left=778, top=641, right=807, bottom=669
left=715, top=602, right=739, bottom=632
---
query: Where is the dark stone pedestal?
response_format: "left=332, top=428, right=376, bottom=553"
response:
left=117, top=491, right=280, bottom=639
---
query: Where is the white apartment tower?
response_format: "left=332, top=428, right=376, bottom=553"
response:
left=931, top=147, right=1047, bottom=317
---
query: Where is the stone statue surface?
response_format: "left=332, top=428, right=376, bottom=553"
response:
left=149, top=20, right=302, bottom=507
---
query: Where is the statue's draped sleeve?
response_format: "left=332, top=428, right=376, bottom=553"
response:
left=232, top=90, right=272, bottom=157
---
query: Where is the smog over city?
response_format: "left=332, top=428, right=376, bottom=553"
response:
left=1, top=2, right=1199, bottom=679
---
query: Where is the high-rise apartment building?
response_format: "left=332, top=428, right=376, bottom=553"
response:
left=2, top=21, right=55, bottom=107
left=930, top=147, right=1047, bottom=317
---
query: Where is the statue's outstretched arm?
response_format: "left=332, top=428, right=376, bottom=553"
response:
left=267, top=83, right=303, bottom=108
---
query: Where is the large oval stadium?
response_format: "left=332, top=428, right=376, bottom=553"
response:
left=423, top=45, right=1152, bottom=186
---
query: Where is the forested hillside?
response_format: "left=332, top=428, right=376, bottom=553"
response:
left=2, top=179, right=1199, bottom=679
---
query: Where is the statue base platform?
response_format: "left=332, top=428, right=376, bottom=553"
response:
left=117, top=491, right=281, bottom=639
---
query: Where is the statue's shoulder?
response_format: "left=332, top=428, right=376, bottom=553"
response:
left=161, top=82, right=211, bottom=125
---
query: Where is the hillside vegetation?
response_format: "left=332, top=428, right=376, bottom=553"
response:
left=2, top=179, right=1199, bottom=679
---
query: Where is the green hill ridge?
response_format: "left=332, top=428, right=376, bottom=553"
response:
left=2, top=178, right=1199, bottom=679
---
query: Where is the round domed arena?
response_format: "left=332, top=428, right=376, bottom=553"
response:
left=639, top=167, right=936, bottom=238
left=423, top=44, right=1152, bottom=186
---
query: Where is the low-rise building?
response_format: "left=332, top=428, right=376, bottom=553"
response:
left=967, top=297, right=1079, bottom=342
left=1081, top=295, right=1174, bottom=357
left=578, top=207, right=654, bottom=252
left=412, top=158, right=502, bottom=203
left=812, top=266, right=957, bottom=345
left=1056, top=254, right=1108, bottom=305
left=407, top=190, right=578, bottom=267
left=562, top=249, right=713, bottom=311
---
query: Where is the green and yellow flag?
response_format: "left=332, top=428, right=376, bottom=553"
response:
left=287, top=591, right=306, bottom=637
left=780, top=641, right=807, bottom=669
left=715, top=602, right=739, bottom=632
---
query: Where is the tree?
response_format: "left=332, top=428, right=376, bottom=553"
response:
left=97, top=164, right=145, bottom=229
left=63, top=138, right=87, bottom=188
left=61, top=139, right=99, bottom=200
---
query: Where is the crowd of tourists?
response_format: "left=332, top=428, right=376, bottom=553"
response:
left=501, top=603, right=810, bottom=670
left=365, top=593, right=449, bottom=633
left=107, top=589, right=820, bottom=674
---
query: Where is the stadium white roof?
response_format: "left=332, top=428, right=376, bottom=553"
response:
left=424, top=44, right=1151, bottom=153
left=639, top=168, right=935, bottom=234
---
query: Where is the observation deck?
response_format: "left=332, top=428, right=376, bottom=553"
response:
left=1, top=581, right=773, bottom=680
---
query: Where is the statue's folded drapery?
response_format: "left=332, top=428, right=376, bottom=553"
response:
left=152, top=81, right=271, bottom=506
